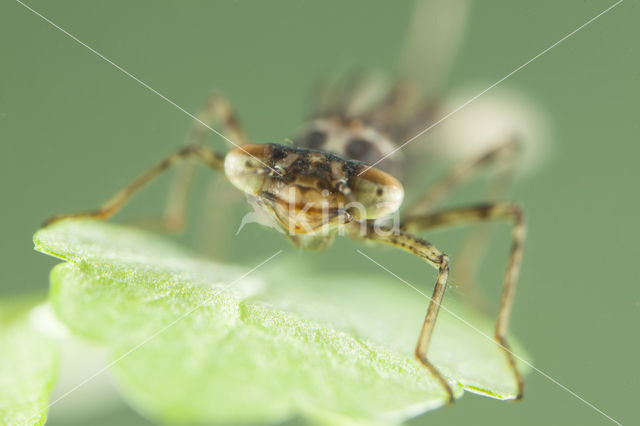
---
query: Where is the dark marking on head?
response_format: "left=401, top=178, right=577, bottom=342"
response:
left=271, top=145, right=288, bottom=162
left=260, top=143, right=376, bottom=191
left=341, top=161, right=362, bottom=178
left=316, top=162, right=331, bottom=172
left=292, top=158, right=310, bottom=169
left=376, top=188, right=384, bottom=196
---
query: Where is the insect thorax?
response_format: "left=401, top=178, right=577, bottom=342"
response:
left=293, top=117, right=401, bottom=175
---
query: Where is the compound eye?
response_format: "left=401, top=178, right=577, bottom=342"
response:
left=304, top=130, right=326, bottom=150
left=346, top=138, right=379, bottom=164
left=349, top=167, right=404, bottom=219
left=224, top=144, right=269, bottom=195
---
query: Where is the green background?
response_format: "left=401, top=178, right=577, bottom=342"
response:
left=1, top=1, right=637, bottom=425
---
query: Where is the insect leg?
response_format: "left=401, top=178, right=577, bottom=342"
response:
left=164, top=93, right=248, bottom=231
left=401, top=202, right=526, bottom=400
left=43, top=145, right=225, bottom=227
left=175, top=93, right=249, bottom=151
left=405, top=139, right=519, bottom=309
left=405, top=139, right=518, bottom=217
left=356, top=222, right=455, bottom=403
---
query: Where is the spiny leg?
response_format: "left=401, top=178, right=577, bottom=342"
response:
left=401, top=202, right=526, bottom=400
left=192, top=92, right=249, bottom=148
left=405, top=139, right=519, bottom=308
left=165, top=93, right=248, bottom=231
left=355, top=222, right=455, bottom=403
left=43, top=145, right=225, bottom=227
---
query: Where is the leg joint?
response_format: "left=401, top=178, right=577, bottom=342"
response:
left=439, top=253, right=450, bottom=269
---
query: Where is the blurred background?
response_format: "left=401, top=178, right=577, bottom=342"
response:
left=1, top=0, right=638, bottom=425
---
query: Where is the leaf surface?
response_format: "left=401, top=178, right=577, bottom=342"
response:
left=34, top=220, right=529, bottom=425
left=0, top=299, right=59, bottom=426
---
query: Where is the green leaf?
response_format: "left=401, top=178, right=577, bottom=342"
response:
left=34, top=220, right=529, bottom=425
left=0, top=298, right=59, bottom=426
